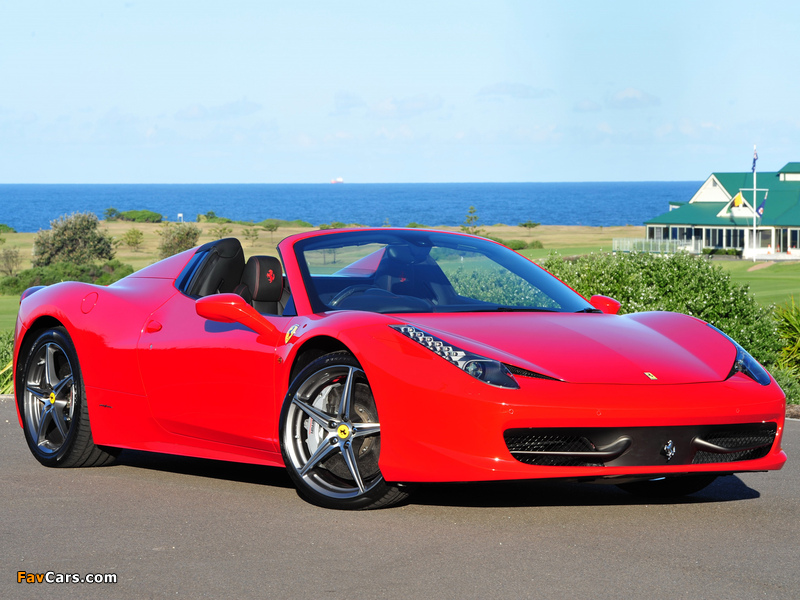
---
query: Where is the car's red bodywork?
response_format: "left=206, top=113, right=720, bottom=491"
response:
left=13, top=229, right=787, bottom=497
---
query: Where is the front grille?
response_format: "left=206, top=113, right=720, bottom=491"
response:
left=691, top=425, right=776, bottom=464
left=503, top=432, right=603, bottom=467
left=504, top=423, right=777, bottom=468
left=693, top=447, right=771, bottom=464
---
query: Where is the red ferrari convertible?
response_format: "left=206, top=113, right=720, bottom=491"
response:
left=12, top=228, right=786, bottom=509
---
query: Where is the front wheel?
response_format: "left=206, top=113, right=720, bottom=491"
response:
left=279, top=351, right=409, bottom=509
left=19, top=327, right=118, bottom=468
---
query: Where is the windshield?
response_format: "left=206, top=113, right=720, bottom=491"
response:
left=294, top=230, right=594, bottom=314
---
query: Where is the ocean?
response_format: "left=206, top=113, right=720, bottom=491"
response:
left=0, top=182, right=700, bottom=233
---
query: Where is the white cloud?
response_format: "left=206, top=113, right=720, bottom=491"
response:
left=607, top=88, right=660, bottom=110
left=574, top=99, right=602, bottom=113
left=371, top=95, right=443, bottom=119
left=330, top=92, right=366, bottom=116
left=174, top=98, right=262, bottom=121
left=477, top=82, right=554, bottom=100
left=374, top=125, right=415, bottom=141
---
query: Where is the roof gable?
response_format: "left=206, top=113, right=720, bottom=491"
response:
left=648, top=167, right=800, bottom=227
left=779, top=162, right=800, bottom=174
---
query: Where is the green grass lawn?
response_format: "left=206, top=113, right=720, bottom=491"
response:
left=0, top=295, right=18, bottom=333
left=717, top=260, right=800, bottom=306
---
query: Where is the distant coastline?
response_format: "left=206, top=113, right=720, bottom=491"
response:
left=0, top=181, right=700, bottom=233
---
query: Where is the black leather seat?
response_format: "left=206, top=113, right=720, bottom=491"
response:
left=234, top=256, right=290, bottom=315
left=187, top=238, right=245, bottom=297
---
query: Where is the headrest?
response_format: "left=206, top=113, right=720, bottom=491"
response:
left=241, top=256, right=283, bottom=302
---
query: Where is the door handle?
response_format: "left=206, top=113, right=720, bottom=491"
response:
left=145, top=320, right=163, bottom=333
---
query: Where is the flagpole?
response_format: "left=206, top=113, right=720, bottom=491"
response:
left=752, top=145, right=757, bottom=263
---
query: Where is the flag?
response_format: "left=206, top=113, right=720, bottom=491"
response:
left=732, top=192, right=743, bottom=207
left=757, top=201, right=765, bottom=218
left=752, top=148, right=758, bottom=172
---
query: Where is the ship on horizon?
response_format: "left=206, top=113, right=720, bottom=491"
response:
left=330, top=177, right=344, bottom=184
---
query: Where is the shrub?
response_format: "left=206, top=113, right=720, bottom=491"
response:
left=487, top=237, right=527, bottom=251
left=198, top=211, right=233, bottom=224
left=1, top=329, right=12, bottom=394
left=33, top=212, right=115, bottom=267
left=120, top=209, right=162, bottom=223
left=122, top=228, right=145, bottom=252
left=104, top=207, right=121, bottom=221
left=0, top=246, right=22, bottom=276
left=542, top=251, right=798, bottom=402
left=0, top=260, right=134, bottom=295
left=541, top=251, right=782, bottom=368
left=157, top=222, right=201, bottom=259
left=0, top=224, right=16, bottom=233
left=446, top=265, right=557, bottom=307
left=775, top=298, right=800, bottom=375
left=406, top=222, right=426, bottom=228
left=529, top=240, right=544, bottom=249
left=258, top=218, right=312, bottom=228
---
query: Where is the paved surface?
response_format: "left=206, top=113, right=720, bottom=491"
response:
left=1, top=395, right=798, bottom=599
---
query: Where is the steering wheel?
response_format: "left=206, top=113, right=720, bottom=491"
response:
left=329, top=284, right=378, bottom=307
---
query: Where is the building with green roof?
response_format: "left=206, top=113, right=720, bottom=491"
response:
left=645, top=163, right=800, bottom=258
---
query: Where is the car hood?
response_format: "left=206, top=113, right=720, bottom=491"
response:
left=401, top=311, right=737, bottom=385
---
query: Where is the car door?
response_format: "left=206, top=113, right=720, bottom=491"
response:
left=137, top=290, right=283, bottom=452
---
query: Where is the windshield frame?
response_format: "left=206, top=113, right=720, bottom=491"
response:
left=291, top=229, right=594, bottom=315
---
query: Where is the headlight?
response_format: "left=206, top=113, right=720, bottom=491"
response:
left=708, top=325, right=771, bottom=386
left=390, top=324, right=519, bottom=389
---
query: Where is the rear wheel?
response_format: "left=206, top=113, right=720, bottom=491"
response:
left=19, top=327, right=118, bottom=468
left=617, top=474, right=718, bottom=498
left=279, top=351, right=409, bottom=509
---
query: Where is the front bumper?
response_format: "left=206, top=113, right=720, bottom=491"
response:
left=367, top=353, right=787, bottom=483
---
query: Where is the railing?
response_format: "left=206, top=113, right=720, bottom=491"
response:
left=612, top=238, right=683, bottom=254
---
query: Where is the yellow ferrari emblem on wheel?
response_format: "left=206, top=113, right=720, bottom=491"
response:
left=337, top=424, right=350, bottom=439
left=49, top=392, right=56, bottom=404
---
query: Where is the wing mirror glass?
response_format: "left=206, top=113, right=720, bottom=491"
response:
left=589, top=294, right=621, bottom=315
left=195, top=293, right=277, bottom=337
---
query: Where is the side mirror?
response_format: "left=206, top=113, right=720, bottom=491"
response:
left=589, top=294, right=621, bottom=315
left=196, top=293, right=277, bottom=337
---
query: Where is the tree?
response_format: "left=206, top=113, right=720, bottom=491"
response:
left=104, top=207, right=121, bottom=221
left=242, top=227, right=260, bottom=246
left=209, top=225, right=233, bottom=240
left=0, top=236, right=21, bottom=276
left=122, top=228, right=145, bottom=252
left=33, top=212, right=115, bottom=267
left=157, top=222, right=201, bottom=259
left=460, top=206, right=484, bottom=236
left=262, top=221, right=279, bottom=241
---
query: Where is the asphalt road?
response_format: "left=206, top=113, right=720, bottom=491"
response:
left=2, top=395, right=798, bottom=600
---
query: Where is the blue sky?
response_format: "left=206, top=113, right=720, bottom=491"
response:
left=1, top=0, right=798, bottom=183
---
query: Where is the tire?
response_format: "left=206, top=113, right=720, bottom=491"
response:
left=279, top=351, right=409, bottom=509
left=18, top=327, right=119, bottom=468
left=617, top=474, right=718, bottom=498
